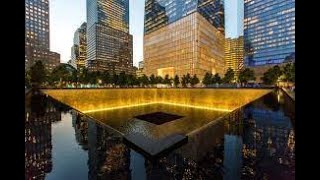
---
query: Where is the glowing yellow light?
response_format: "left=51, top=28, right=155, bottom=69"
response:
left=83, top=102, right=232, bottom=113
left=82, top=102, right=159, bottom=113
left=42, top=89, right=271, bottom=114
left=157, top=102, right=232, bottom=112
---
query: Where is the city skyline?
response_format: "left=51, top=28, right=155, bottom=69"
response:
left=50, top=0, right=241, bottom=67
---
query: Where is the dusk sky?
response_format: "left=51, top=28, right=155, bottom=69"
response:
left=50, top=0, right=242, bottom=66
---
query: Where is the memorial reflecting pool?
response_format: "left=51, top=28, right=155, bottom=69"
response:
left=25, top=89, right=294, bottom=179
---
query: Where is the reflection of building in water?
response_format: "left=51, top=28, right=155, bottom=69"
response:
left=242, top=101, right=295, bottom=179
left=71, top=111, right=88, bottom=150
left=129, top=150, right=147, bottom=179
left=87, top=121, right=131, bottom=179
left=223, top=108, right=244, bottom=179
left=25, top=95, right=61, bottom=179
left=223, top=135, right=243, bottom=180
left=224, top=107, right=244, bottom=135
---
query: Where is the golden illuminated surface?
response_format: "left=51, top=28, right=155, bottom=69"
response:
left=85, top=103, right=227, bottom=140
left=144, top=12, right=225, bottom=79
left=42, top=88, right=271, bottom=140
left=225, top=36, right=244, bottom=77
left=42, top=89, right=271, bottom=112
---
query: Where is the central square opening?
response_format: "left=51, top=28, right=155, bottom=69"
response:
left=134, top=111, right=184, bottom=125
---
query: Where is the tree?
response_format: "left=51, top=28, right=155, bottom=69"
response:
left=190, top=74, right=200, bottom=87
left=261, top=65, right=282, bottom=85
left=149, top=74, right=157, bottom=87
left=102, top=71, right=111, bottom=86
left=140, top=74, right=149, bottom=87
left=212, top=73, right=222, bottom=84
left=112, top=73, right=119, bottom=87
left=118, top=71, right=127, bottom=87
left=282, top=63, right=295, bottom=83
left=78, top=67, right=89, bottom=85
left=223, top=68, right=235, bottom=83
left=51, top=64, right=76, bottom=87
left=181, top=75, right=188, bottom=88
left=202, top=72, right=212, bottom=87
left=238, top=68, right=256, bottom=85
left=30, top=60, right=47, bottom=88
left=173, top=75, right=180, bottom=88
left=132, top=75, right=140, bottom=87
left=186, top=73, right=192, bottom=86
left=163, top=74, right=172, bottom=86
left=127, top=74, right=135, bottom=87
left=156, top=76, right=163, bottom=84
left=88, top=71, right=98, bottom=85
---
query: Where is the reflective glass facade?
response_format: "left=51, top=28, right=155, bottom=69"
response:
left=144, top=12, right=225, bottom=80
left=71, top=23, right=87, bottom=70
left=144, top=0, right=224, bottom=35
left=25, top=0, right=60, bottom=72
left=244, top=0, right=295, bottom=66
left=225, top=36, right=244, bottom=78
left=86, top=0, right=133, bottom=73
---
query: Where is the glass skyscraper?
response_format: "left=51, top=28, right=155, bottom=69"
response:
left=144, top=0, right=224, bottom=35
left=25, top=0, right=60, bottom=72
left=71, top=22, right=87, bottom=70
left=244, top=0, right=295, bottom=66
left=86, top=0, right=133, bottom=74
left=143, top=0, right=225, bottom=80
left=225, top=36, right=244, bottom=78
left=224, top=0, right=244, bottom=79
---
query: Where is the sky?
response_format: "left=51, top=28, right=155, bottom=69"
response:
left=224, top=0, right=244, bottom=38
left=50, top=0, right=242, bottom=66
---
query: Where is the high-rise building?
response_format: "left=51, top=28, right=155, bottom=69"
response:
left=244, top=0, right=295, bottom=66
left=224, top=0, right=244, bottom=79
left=138, top=61, right=144, bottom=69
left=86, top=0, right=133, bottom=74
left=143, top=0, right=225, bottom=79
left=71, top=22, right=87, bottom=70
left=25, top=0, right=60, bottom=72
left=136, top=61, right=144, bottom=77
left=225, top=36, right=244, bottom=78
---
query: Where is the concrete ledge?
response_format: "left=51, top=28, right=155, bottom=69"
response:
left=282, top=88, right=295, bottom=101
left=123, top=132, right=188, bottom=160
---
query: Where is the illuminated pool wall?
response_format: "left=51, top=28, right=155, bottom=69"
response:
left=42, top=89, right=271, bottom=113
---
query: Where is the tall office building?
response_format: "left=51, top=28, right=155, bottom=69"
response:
left=71, top=22, right=87, bottom=70
left=244, top=0, right=295, bottom=66
left=143, top=0, right=225, bottom=79
left=86, top=0, right=133, bottom=74
left=136, top=61, right=145, bottom=77
left=224, top=0, right=244, bottom=79
left=25, top=0, right=60, bottom=72
left=225, top=36, right=244, bottom=78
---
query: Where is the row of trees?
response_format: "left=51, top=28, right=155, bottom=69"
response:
left=26, top=60, right=294, bottom=88
left=261, top=63, right=295, bottom=85
left=202, top=68, right=256, bottom=86
left=25, top=61, right=202, bottom=88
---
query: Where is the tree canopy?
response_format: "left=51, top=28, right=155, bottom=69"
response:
left=238, top=68, right=256, bottom=84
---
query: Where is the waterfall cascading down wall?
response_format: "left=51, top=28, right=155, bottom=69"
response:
left=41, top=89, right=272, bottom=113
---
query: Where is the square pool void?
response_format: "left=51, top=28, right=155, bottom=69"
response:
left=134, top=112, right=184, bottom=125
left=42, top=89, right=271, bottom=159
